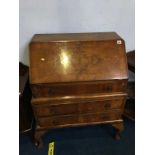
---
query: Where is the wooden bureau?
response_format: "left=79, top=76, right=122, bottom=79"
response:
left=29, top=32, right=128, bottom=148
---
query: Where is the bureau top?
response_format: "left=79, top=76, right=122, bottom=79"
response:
left=29, top=32, right=128, bottom=84
left=31, top=32, right=122, bottom=43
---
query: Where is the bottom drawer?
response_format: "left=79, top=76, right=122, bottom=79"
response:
left=37, top=111, right=122, bottom=127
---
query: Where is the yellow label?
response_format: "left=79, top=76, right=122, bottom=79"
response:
left=48, top=142, right=54, bottom=155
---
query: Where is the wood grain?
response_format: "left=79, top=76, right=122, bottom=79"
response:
left=29, top=32, right=128, bottom=148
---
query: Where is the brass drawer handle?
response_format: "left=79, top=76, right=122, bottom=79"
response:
left=52, top=120, right=57, bottom=125
left=106, top=86, right=112, bottom=92
left=48, top=88, right=53, bottom=95
left=102, top=86, right=112, bottom=92
left=101, top=115, right=109, bottom=120
left=104, top=101, right=111, bottom=109
left=49, top=108, right=56, bottom=115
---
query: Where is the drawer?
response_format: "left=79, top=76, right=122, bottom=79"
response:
left=37, top=111, right=122, bottom=127
left=31, top=80, right=127, bottom=98
left=33, top=98, right=125, bottom=117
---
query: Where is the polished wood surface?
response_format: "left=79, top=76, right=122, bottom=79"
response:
left=31, top=80, right=127, bottom=98
left=29, top=32, right=128, bottom=148
left=37, top=111, right=122, bottom=127
left=31, top=32, right=122, bottom=42
left=32, top=96, right=126, bottom=117
left=31, top=93, right=127, bottom=105
left=29, top=33, right=128, bottom=84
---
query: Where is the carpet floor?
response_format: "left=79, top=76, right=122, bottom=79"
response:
left=20, top=118, right=135, bottom=155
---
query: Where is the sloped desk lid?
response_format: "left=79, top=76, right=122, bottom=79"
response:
left=29, top=32, right=128, bottom=84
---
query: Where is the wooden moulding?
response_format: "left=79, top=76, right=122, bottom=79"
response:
left=29, top=32, right=128, bottom=148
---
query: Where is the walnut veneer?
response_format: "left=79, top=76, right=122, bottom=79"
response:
left=29, top=32, right=128, bottom=148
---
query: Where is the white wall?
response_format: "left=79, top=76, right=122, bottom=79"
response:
left=20, top=0, right=135, bottom=65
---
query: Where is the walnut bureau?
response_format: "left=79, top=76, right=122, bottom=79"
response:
left=29, top=32, right=128, bottom=148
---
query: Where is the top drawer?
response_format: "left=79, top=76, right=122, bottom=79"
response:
left=31, top=80, right=127, bottom=98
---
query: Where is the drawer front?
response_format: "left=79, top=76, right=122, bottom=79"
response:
left=31, top=80, right=127, bottom=98
left=37, top=112, right=121, bottom=127
left=34, top=98, right=125, bottom=117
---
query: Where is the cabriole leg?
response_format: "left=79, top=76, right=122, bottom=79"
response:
left=34, top=130, right=46, bottom=148
left=112, top=122, right=124, bottom=140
